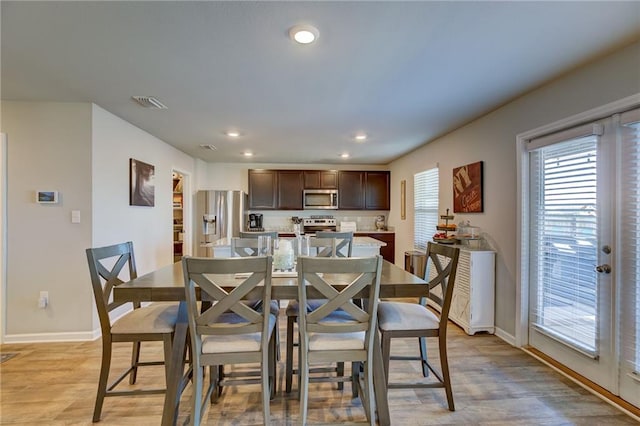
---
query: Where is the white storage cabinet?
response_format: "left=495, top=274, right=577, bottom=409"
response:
left=428, top=246, right=495, bottom=335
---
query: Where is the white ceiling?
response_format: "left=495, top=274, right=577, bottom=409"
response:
left=2, top=1, right=639, bottom=164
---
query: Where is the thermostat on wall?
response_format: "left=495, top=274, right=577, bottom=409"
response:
left=36, top=191, right=58, bottom=204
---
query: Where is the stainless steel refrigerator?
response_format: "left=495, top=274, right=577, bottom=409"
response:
left=196, top=190, right=246, bottom=256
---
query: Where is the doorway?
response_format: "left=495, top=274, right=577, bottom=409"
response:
left=0, top=133, right=6, bottom=343
left=517, top=97, right=640, bottom=409
left=172, top=171, right=185, bottom=262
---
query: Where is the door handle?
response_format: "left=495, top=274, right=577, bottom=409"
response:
left=595, top=264, right=612, bottom=274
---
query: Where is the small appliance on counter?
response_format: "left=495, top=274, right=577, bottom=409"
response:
left=291, top=216, right=303, bottom=235
left=248, top=213, right=264, bottom=231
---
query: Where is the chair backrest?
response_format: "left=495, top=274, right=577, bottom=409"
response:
left=296, top=255, right=383, bottom=347
left=425, top=242, right=460, bottom=329
left=86, top=241, right=138, bottom=335
left=239, top=231, right=278, bottom=240
left=231, top=237, right=260, bottom=257
left=182, top=256, right=274, bottom=351
left=315, top=231, right=353, bottom=257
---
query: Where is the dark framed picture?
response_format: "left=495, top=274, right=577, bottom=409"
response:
left=129, top=158, right=155, bottom=207
left=453, top=161, right=483, bottom=213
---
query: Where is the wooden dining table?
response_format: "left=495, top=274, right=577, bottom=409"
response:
left=113, top=258, right=427, bottom=426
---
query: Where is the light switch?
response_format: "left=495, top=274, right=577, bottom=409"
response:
left=71, top=210, right=81, bottom=224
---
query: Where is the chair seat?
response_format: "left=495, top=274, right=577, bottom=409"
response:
left=202, top=314, right=277, bottom=354
left=309, top=331, right=365, bottom=351
left=378, top=301, right=439, bottom=331
left=111, top=302, right=179, bottom=334
left=286, top=299, right=324, bottom=316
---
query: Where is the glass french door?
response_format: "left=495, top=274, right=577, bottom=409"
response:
left=526, top=108, right=640, bottom=407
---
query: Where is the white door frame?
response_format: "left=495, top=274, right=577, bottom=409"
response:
left=172, top=167, right=192, bottom=257
left=1, top=133, right=7, bottom=343
left=515, top=93, right=640, bottom=348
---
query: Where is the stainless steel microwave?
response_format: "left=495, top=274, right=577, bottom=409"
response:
left=303, top=189, right=338, bottom=210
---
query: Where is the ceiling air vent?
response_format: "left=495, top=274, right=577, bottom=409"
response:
left=131, top=96, right=168, bottom=109
left=199, top=144, right=218, bottom=151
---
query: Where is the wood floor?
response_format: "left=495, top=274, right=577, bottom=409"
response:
left=1, top=314, right=637, bottom=425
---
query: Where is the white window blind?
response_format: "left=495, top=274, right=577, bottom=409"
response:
left=619, top=108, right=640, bottom=375
left=414, top=168, right=438, bottom=251
left=529, top=135, right=599, bottom=355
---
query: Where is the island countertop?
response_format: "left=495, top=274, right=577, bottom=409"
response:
left=201, top=236, right=386, bottom=248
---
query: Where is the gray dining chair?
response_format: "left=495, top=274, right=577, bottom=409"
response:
left=183, top=255, right=276, bottom=426
left=315, top=231, right=354, bottom=257
left=377, top=242, right=460, bottom=411
left=86, top=241, right=179, bottom=422
left=296, top=255, right=383, bottom=425
left=285, top=236, right=354, bottom=395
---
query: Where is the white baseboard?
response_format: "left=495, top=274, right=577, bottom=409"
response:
left=4, top=329, right=100, bottom=344
left=494, top=326, right=516, bottom=346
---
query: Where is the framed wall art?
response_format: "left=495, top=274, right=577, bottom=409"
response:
left=453, top=161, right=483, bottom=213
left=129, top=158, right=155, bottom=207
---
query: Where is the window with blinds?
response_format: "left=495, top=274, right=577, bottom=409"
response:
left=529, top=135, right=599, bottom=355
left=619, top=109, right=640, bottom=376
left=414, top=168, right=438, bottom=251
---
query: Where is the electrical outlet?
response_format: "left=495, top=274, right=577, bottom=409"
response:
left=38, top=291, right=48, bottom=309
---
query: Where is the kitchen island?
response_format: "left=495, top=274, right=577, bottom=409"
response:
left=202, top=236, right=386, bottom=258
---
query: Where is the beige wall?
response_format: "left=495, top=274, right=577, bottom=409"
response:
left=1, top=102, right=196, bottom=341
left=389, top=41, right=640, bottom=339
left=2, top=102, right=94, bottom=338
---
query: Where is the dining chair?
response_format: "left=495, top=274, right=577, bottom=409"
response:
left=377, top=242, right=460, bottom=411
left=296, top=255, right=383, bottom=425
left=285, top=236, right=352, bottom=395
left=239, top=230, right=278, bottom=240
left=182, top=255, right=277, bottom=426
left=314, top=231, right=354, bottom=257
left=86, top=241, right=179, bottom=422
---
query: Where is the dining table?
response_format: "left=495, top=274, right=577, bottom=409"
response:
left=113, top=258, right=428, bottom=426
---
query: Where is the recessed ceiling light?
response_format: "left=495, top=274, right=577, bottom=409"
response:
left=243, top=152, right=253, bottom=157
left=225, top=131, right=240, bottom=138
left=340, top=153, right=350, bottom=159
left=289, top=25, right=319, bottom=44
left=354, top=133, right=368, bottom=141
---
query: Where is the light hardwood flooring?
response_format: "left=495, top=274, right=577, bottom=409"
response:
left=1, top=314, right=637, bottom=425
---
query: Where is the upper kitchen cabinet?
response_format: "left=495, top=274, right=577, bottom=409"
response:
left=248, top=169, right=277, bottom=209
left=278, top=170, right=304, bottom=209
left=365, top=171, right=390, bottom=210
left=304, top=170, right=338, bottom=189
left=338, top=170, right=390, bottom=210
left=338, top=171, right=365, bottom=209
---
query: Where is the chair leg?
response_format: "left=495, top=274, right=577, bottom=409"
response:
left=163, top=334, right=173, bottom=384
left=269, top=330, right=277, bottom=399
left=285, top=315, right=295, bottom=393
left=129, top=341, right=141, bottom=384
left=210, top=366, right=217, bottom=403
left=190, top=360, right=203, bottom=426
left=263, top=337, right=272, bottom=423
left=419, top=336, right=429, bottom=377
left=299, top=345, right=309, bottom=426
left=351, top=362, right=359, bottom=398
left=275, top=304, right=281, bottom=362
left=337, top=362, right=345, bottom=390
left=380, top=331, right=391, bottom=385
left=439, top=334, right=455, bottom=411
left=93, top=338, right=112, bottom=422
left=363, top=360, right=375, bottom=426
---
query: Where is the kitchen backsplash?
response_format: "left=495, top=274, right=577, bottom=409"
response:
left=252, top=210, right=391, bottom=232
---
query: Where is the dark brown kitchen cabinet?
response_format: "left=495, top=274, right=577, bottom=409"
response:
left=365, top=171, right=390, bottom=210
left=248, top=169, right=277, bottom=209
left=304, top=170, right=338, bottom=189
left=338, top=170, right=390, bottom=210
left=338, top=171, right=365, bottom=209
left=278, top=170, right=304, bottom=209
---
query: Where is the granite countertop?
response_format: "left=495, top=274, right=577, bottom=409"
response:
left=202, top=236, right=386, bottom=248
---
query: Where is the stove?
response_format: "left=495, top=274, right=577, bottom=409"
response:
left=303, top=216, right=337, bottom=233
